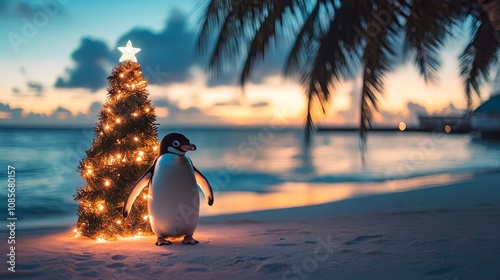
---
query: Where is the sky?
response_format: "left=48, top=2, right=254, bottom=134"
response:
left=0, top=0, right=495, bottom=128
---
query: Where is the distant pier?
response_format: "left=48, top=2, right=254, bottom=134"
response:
left=318, top=116, right=472, bottom=134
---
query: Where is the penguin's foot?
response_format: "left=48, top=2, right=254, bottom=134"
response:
left=182, top=235, right=199, bottom=245
left=155, top=237, right=172, bottom=246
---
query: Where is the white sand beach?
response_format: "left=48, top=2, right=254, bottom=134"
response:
left=2, top=172, right=500, bottom=280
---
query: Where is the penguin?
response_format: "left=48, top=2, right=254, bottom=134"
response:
left=123, top=133, right=214, bottom=246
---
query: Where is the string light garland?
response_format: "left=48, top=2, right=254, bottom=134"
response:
left=74, top=40, right=158, bottom=240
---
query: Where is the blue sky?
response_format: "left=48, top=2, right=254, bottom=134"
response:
left=0, top=0, right=494, bottom=127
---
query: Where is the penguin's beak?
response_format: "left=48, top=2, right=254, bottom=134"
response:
left=181, top=144, right=196, bottom=152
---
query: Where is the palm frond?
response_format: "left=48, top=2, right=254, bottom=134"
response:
left=360, top=0, right=401, bottom=142
left=304, top=90, right=315, bottom=146
left=459, top=9, right=500, bottom=111
left=198, top=1, right=267, bottom=77
left=285, top=0, right=324, bottom=76
left=240, top=0, right=300, bottom=86
left=403, top=0, right=461, bottom=83
left=195, top=0, right=232, bottom=54
left=301, top=0, right=372, bottom=144
left=477, top=0, right=500, bottom=35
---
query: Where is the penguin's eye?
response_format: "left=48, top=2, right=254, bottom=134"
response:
left=172, top=140, right=180, bottom=147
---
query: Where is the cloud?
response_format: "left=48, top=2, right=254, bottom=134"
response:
left=204, top=40, right=289, bottom=87
left=210, top=99, right=269, bottom=108
left=407, top=102, right=428, bottom=119
left=27, top=81, right=44, bottom=97
left=0, top=0, right=66, bottom=17
left=377, top=110, right=404, bottom=125
left=0, top=103, right=23, bottom=120
left=14, top=2, right=37, bottom=17
left=332, top=81, right=416, bottom=126
left=250, top=101, right=270, bottom=108
left=57, top=9, right=289, bottom=92
left=116, top=10, right=201, bottom=85
left=11, top=82, right=44, bottom=97
left=0, top=1, right=35, bottom=16
left=55, top=38, right=111, bottom=92
left=0, top=102, right=97, bottom=126
left=434, top=102, right=464, bottom=116
left=212, top=99, right=240, bottom=107
left=153, top=97, right=224, bottom=125
left=335, top=81, right=362, bottom=125
left=0, top=96, right=225, bottom=127
left=88, top=101, right=102, bottom=116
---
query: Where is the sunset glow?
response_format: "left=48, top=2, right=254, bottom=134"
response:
left=0, top=0, right=493, bottom=128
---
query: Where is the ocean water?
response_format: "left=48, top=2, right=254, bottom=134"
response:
left=1, top=127, right=499, bottom=229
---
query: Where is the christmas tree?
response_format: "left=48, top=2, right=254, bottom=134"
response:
left=74, top=40, right=159, bottom=240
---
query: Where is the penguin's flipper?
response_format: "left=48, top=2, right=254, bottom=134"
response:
left=123, top=167, right=153, bottom=218
left=193, top=166, right=214, bottom=206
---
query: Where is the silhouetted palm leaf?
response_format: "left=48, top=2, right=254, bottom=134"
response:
left=459, top=8, right=500, bottom=111
left=240, top=0, right=300, bottom=86
left=360, top=0, right=402, bottom=142
left=300, top=0, right=370, bottom=143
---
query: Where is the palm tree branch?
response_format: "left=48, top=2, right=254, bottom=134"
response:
left=301, top=0, right=374, bottom=144
left=284, top=0, right=323, bottom=76
left=360, top=0, right=400, bottom=141
left=459, top=9, right=500, bottom=111
left=403, top=0, right=460, bottom=83
left=240, top=0, right=298, bottom=86
left=195, top=0, right=231, bottom=54
left=203, top=1, right=270, bottom=77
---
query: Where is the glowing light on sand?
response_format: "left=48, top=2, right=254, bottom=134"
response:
left=138, top=151, right=144, bottom=156
left=136, top=156, right=142, bottom=162
left=104, top=180, right=110, bottom=187
left=134, top=137, right=139, bottom=141
left=399, top=122, right=407, bottom=131
left=116, top=118, right=121, bottom=123
left=116, top=220, right=122, bottom=224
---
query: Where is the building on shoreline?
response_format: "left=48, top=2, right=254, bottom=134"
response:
left=417, top=115, right=471, bottom=133
left=471, top=94, right=500, bottom=140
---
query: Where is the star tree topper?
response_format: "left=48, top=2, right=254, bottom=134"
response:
left=118, top=40, right=141, bottom=62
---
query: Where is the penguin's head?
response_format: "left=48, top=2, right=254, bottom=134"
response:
left=159, top=133, right=197, bottom=156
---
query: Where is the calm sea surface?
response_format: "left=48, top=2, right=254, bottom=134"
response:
left=1, top=127, right=499, bottom=229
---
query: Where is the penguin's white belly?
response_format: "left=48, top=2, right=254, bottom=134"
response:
left=148, top=154, right=200, bottom=238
